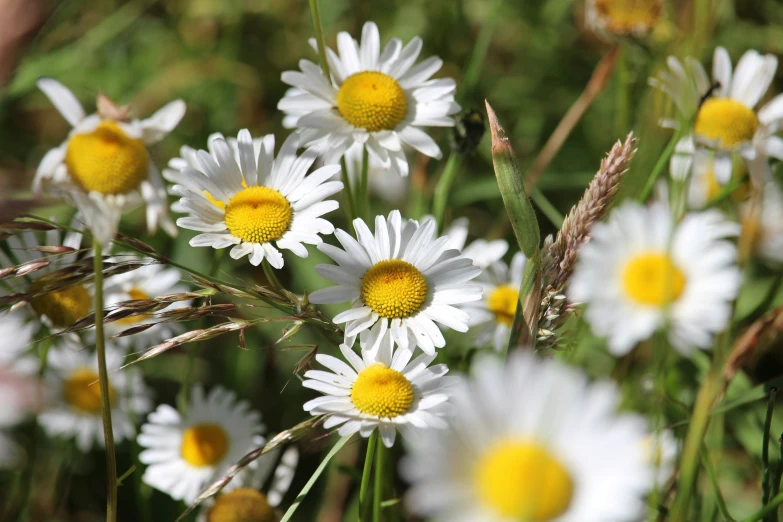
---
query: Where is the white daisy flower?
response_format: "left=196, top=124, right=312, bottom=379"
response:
left=569, top=200, right=742, bottom=356
left=401, top=352, right=654, bottom=522
left=164, top=130, right=343, bottom=268
left=442, top=217, right=509, bottom=269
left=39, top=340, right=152, bottom=452
left=34, top=79, right=185, bottom=243
left=0, top=310, right=37, bottom=363
left=586, top=0, right=662, bottom=36
left=0, top=366, right=41, bottom=468
left=278, top=21, right=460, bottom=177
left=104, top=257, right=191, bottom=349
left=302, top=333, right=453, bottom=448
left=197, top=445, right=299, bottom=522
left=138, top=385, right=265, bottom=504
left=309, top=210, right=482, bottom=355
left=651, top=47, right=783, bottom=184
left=0, top=222, right=91, bottom=333
left=461, top=252, right=525, bottom=351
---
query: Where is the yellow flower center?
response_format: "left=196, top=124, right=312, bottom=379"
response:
left=360, top=259, right=428, bottom=318
left=622, top=252, right=686, bottom=307
left=206, top=489, right=275, bottom=522
left=487, top=285, right=519, bottom=326
left=63, top=368, right=117, bottom=414
left=474, top=439, right=574, bottom=521
left=593, top=0, right=662, bottom=34
left=181, top=423, right=230, bottom=467
left=350, top=362, right=415, bottom=418
left=694, top=98, right=759, bottom=148
left=65, top=120, right=150, bottom=195
left=117, top=287, right=151, bottom=325
left=224, top=186, right=292, bottom=244
left=337, top=72, right=408, bottom=132
left=30, top=282, right=91, bottom=328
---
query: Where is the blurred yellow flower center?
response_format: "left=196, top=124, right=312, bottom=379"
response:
left=206, top=488, right=275, bottom=522
left=695, top=98, right=758, bottom=148
left=117, top=287, right=151, bottom=325
left=622, top=252, right=686, bottom=307
left=64, top=368, right=116, bottom=414
left=65, top=121, right=149, bottom=195
left=487, top=285, right=519, bottom=326
left=360, top=259, right=428, bottom=318
left=703, top=167, right=723, bottom=202
left=337, top=72, right=408, bottom=132
left=224, top=186, right=292, bottom=244
left=593, top=0, right=662, bottom=34
left=30, top=282, right=91, bottom=328
left=474, top=439, right=574, bottom=521
left=181, top=423, right=230, bottom=467
left=351, top=362, right=414, bottom=418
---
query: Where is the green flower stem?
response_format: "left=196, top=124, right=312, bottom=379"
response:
left=668, top=333, right=730, bottom=522
left=359, top=147, right=370, bottom=222
left=432, top=154, right=460, bottom=232
left=639, top=130, right=682, bottom=202
left=359, top=432, right=378, bottom=522
left=701, top=446, right=736, bottom=522
left=373, top=438, right=385, bottom=522
left=742, top=492, right=783, bottom=522
left=530, top=187, right=564, bottom=228
left=308, top=0, right=331, bottom=79
left=340, top=157, right=358, bottom=224
left=93, top=238, right=118, bottom=522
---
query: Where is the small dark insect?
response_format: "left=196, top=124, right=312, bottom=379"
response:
left=451, top=108, right=486, bottom=155
left=699, top=80, right=722, bottom=107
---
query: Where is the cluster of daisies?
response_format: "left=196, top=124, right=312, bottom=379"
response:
left=1, top=13, right=781, bottom=522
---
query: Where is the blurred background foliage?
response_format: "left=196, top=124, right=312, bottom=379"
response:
left=3, top=0, right=783, bottom=520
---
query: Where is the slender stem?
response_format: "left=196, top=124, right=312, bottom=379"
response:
left=340, top=157, right=358, bottom=224
left=700, top=447, right=736, bottom=522
left=742, top=492, right=783, bottom=522
left=432, top=155, right=460, bottom=232
left=373, top=438, right=384, bottom=522
left=262, top=259, right=284, bottom=293
left=359, top=147, right=370, bottom=222
left=765, top=389, right=778, bottom=507
left=639, top=130, right=681, bottom=202
left=93, top=238, right=118, bottom=522
left=460, top=0, right=503, bottom=101
left=308, top=0, right=331, bottom=79
left=668, top=332, right=730, bottom=522
left=359, top=432, right=377, bottom=522
left=772, top=434, right=783, bottom=522
left=530, top=187, right=564, bottom=228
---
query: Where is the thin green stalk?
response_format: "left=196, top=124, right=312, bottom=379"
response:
left=359, top=432, right=378, bottom=522
left=461, top=0, right=503, bottom=100
left=742, top=492, right=783, bottom=522
left=700, top=447, right=736, bottom=522
left=432, top=155, right=460, bottom=232
left=530, top=187, right=564, bottom=228
left=639, top=130, right=682, bottom=202
left=308, top=0, right=331, bottom=79
left=93, top=238, right=118, bottom=522
left=262, top=259, right=284, bottom=293
left=373, top=439, right=385, bottom=522
left=668, top=332, right=730, bottom=522
left=359, top=147, right=370, bottom=222
left=772, top=434, right=783, bottom=522
left=764, top=389, right=778, bottom=507
left=340, top=158, right=358, bottom=224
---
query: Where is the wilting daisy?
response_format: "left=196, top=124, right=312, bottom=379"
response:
left=651, top=47, right=783, bottom=184
left=0, top=223, right=91, bottom=333
left=104, top=257, right=190, bottom=349
left=461, top=252, right=525, bottom=351
left=586, top=0, right=662, bottom=36
left=39, top=340, right=152, bottom=452
left=278, top=21, right=460, bottom=177
left=197, top=446, right=298, bottom=522
left=309, top=210, right=482, bottom=355
left=34, top=79, right=184, bottom=242
left=570, top=201, right=741, bottom=356
left=164, top=130, right=343, bottom=268
left=138, top=385, right=265, bottom=504
left=302, top=333, right=453, bottom=448
left=401, top=352, right=653, bottom=522
left=443, top=217, right=509, bottom=269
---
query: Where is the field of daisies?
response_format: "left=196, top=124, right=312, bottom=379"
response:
left=3, top=0, right=783, bottom=521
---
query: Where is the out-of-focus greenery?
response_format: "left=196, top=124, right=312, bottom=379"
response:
left=3, top=0, right=783, bottom=521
